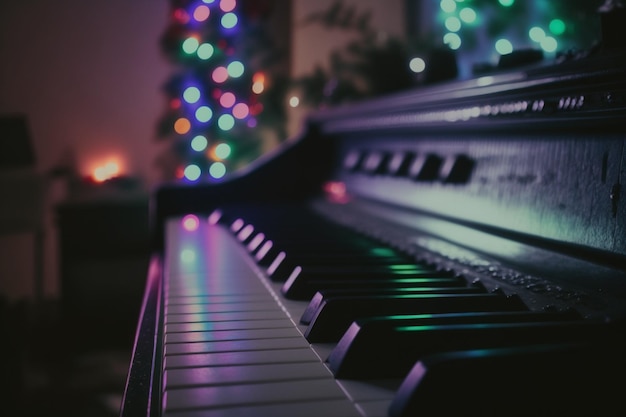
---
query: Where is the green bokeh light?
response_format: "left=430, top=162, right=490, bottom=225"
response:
left=549, top=19, right=566, bottom=35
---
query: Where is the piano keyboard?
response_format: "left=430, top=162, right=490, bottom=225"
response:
left=163, top=212, right=377, bottom=417
left=160, top=205, right=625, bottom=417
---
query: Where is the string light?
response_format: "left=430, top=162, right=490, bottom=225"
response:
left=161, top=0, right=273, bottom=183
left=232, top=102, right=249, bottom=119
left=218, top=114, right=235, bottom=131
left=184, top=164, right=201, bottom=181
left=173, top=8, right=190, bottom=24
left=540, top=36, right=558, bottom=53
left=444, top=16, right=461, bottom=32
left=549, top=19, right=566, bottom=36
left=212, top=66, right=229, bottom=83
left=529, top=27, right=546, bottom=42
left=183, top=86, right=201, bottom=103
left=443, top=33, right=461, bottom=50
left=251, top=72, right=265, bottom=94
left=227, top=61, right=244, bottom=78
left=495, top=39, right=513, bottom=55
left=409, top=57, right=426, bottom=73
left=191, top=135, right=208, bottom=152
left=221, top=13, right=238, bottom=29
left=193, top=5, right=210, bottom=22
left=197, top=43, right=214, bottom=60
left=195, top=106, right=213, bottom=122
left=182, top=37, right=200, bottom=54
left=440, top=0, right=456, bottom=13
left=214, top=143, right=232, bottom=159
left=220, top=0, right=236, bottom=13
left=169, top=98, right=182, bottom=109
left=220, top=92, right=236, bottom=108
left=174, top=117, right=191, bottom=134
left=459, top=8, right=476, bottom=23
left=209, top=162, right=226, bottom=179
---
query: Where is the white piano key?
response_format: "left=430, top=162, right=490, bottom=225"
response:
left=164, top=337, right=310, bottom=355
left=165, top=319, right=295, bottom=333
left=165, top=327, right=302, bottom=344
left=164, top=361, right=333, bottom=388
left=165, top=294, right=273, bottom=305
left=163, top=399, right=362, bottom=417
left=163, top=379, right=350, bottom=412
left=160, top=218, right=368, bottom=417
left=164, top=348, right=320, bottom=369
left=165, top=284, right=268, bottom=297
left=166, top=301, right=281, bottom=315
left=164, top=310, right=287, bottom=324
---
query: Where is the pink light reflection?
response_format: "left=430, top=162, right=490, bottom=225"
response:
left=182, top=214, right=200, bottom=231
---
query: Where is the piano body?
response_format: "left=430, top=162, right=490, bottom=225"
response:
left=122, top=46, right=626, bottom=416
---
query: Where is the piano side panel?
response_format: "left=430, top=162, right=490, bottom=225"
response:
left=615, top=142, right=626, bottom=253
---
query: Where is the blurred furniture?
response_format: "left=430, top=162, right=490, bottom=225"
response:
left=56, top=183, right=150, bottom=348
left=0, top=115, right=45, bottom=304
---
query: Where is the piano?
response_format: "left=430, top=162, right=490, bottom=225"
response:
left=121, top=33, right=626, bottom=417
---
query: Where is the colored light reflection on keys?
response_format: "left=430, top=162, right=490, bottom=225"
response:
left=391, top=278, right=447, bottom=283
left=180, top=248, right=197, bottom=263
left=396, top=323, right=492, bottom=332
left=395, top=293, right=449, bottom=300
left=388, top=264, right=433, bottom=274
left=182, top=214, right=200, bottom=231
left=385, top=313, right=437, bottom=320
left=370, top=247, right=400, bottom=257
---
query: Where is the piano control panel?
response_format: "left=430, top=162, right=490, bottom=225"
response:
left=344, top=149, right=475, bottom=184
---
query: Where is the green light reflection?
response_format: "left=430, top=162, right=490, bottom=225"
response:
left=369, top=248, right=398, bottom=257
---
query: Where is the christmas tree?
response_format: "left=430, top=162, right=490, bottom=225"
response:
left=156, top=0, right=288, bottom=183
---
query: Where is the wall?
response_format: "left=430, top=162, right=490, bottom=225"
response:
left=0, top=0, right=170, bottom=300
left=0, top=0, right=170, bottom=186
left=288, top=0, right=406, bottom=135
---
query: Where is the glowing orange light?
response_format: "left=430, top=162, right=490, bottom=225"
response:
left=251, top=73, right=266, bottom=94
left=182, top=214, right=200, bottom=231
left=92, top=159, right=122, bottom=183
left=252, top=82, right=264, bottom=94
left=175, top=166, right=185, bottom=179
left=174, top=117, right=191, bottom=134
left=252, top=72, right=265, bottom=84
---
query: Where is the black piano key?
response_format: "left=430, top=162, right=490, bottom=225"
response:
left=267, top=254, right=414, bottom=282
left=256, top=239, right=379, bottom=267
left=304, top=293, right=527, bottom=342
left=327, top=309, right=583, bottom=378
left=282, top=275, right=469, bottom=301
left=389, top=341, right=626, bottom=417
left=300, top=286, right=488, bottom=325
